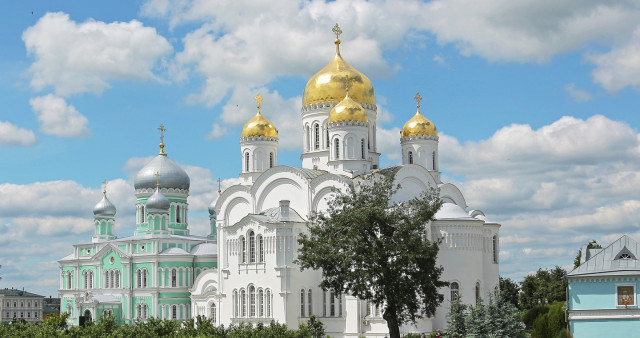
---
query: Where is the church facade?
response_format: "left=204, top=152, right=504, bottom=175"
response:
left=189, top=26, right=501, bottom=336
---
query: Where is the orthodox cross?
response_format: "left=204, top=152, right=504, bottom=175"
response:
left=344, top=74, right=352, bottom=93
left=102, top=180, right=108, bottom=195
left=255, top=93, right=263, bottom=114
left=155, top=171, right=161, bottom=187
left=414, top=92, right=422, bottom=111
left=217, top=178, right=222, bottom=195
left=158, top=124, right=167, bottom=155
left=332, top=23, right=342, bottom=40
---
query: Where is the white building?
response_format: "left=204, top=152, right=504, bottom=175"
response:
left=190, top=26, right=500, bottom=336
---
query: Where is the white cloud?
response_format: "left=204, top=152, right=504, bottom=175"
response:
left=564, top=83, right=593, bottom=102
left=23, top=12, right=172, bottom=96
left=588, top=27, right=640, bottom=92
left=0, top=121, right=36, bottom=146
left=207, top=123, right=228, bottom=139
left=29, top=94, right=90, bottom=137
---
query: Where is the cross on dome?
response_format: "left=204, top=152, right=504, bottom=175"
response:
left=255, top=93, right=263, bottom=114
left=414, top=92, right=422, bottom=111
left=102, top=179, right=108, bottom=195
left=154, top=171, right=161, bottom=187
left=158, top=124, right=167, bottom=155
left=332, top=23, right=343, bottom=55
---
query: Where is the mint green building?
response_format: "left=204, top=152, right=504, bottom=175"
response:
left=58, top=137, right=217, bottom=325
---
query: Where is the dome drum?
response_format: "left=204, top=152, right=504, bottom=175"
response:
left=400, top=134, right=439, bottom=142
left=240, top=136, right=278, bottom=142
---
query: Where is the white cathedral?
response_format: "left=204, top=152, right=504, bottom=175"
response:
left=189, top=26, right=501, bottom=336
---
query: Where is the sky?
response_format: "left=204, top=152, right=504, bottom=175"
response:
left=1, top=0, right=639, bottom=297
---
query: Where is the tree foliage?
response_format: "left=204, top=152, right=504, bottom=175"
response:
left=297, top=171, right=446, bottom=338
left=519, top=266, right=567, bottom=312
left=531, top=302, right=568, bottom=338
left=573, top=240, right=602, bottom=269
left=498, top=276, right=520, bottom=310
left=446, top=294, right=526, bottom=338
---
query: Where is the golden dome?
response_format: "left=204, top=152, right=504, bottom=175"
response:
left=401, top=92, right=437, bottom=138
left=241, top=112, right=278, bottom=138
left=328, top=93, right=368, bottom=124
left=302, top=27, right=375, bottom=107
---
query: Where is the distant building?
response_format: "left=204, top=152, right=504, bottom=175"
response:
left=43, top=297, right=61, bottom=320
left=0, top=288, right=44, bottom=323
left=567, top=235, right=640, bottom=337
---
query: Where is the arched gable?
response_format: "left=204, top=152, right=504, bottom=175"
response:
left=390, top=165, right=439, bottom=203
left=191, top=269, right=218, bottom=296
left=438, top=183, right=468, bottom=209
left=224, top=196, right=252, bottom=228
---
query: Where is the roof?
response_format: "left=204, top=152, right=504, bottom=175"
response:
left=160, top=247, right=190, bottom=255
left=252, top=206, right=307, bottom=223
left=190, top=243, right=217, bottom=256
left=568, top=235, right=640, bottom=277
left=0, top=289, right=44, bottom=298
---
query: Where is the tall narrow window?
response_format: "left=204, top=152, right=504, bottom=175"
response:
left=450, top=282, right=459, bottom=302
left=334, top=139, right=340, bottom=160
left=475, top=282, right=481, bottom=305
left=241, top=236, right=247, bottom=263
left=308, top=289, right=312, bottom=316
left=366, top=301, right=371, bottom=316
left=240, top=289, right=247, bottom=317
left=325, top=128, right=329, bottom=149
left=323, top=290, right=327, bottom=317
left=142, top=304, right=148, bottom=319
left=115, top=271, right=120, bottom=288
left=143, top=269, right=148, bottom=288
left=172, top=305, right=177, bottom=319
left=83, top=271, right=87, bottom=289
left=171, top=269, right=177, bottom=287
left=89, top=272, right=93, bottom=289
left=361, top=139, right=365, bottom=159
left=249, top=286, right=256, bottom=317
left=266, top=289, right=271, bottom=317
left=492, top=235, right=498, bottom=263
left=233, top=291, right=238, bottom=317
left=258, top=289, right=264, bottom=317
left=432, top=151, right=436, bottom=170
left=330, top=291, right=335, bottom=317
left=104, top=271, right=109, bottom=289
left=314, top=124, right=320, bottom=150
left=141, top=206, right=145, bottom=223
left=258, top=235, right=264, bottom=262
left=269, top=152, right=274, bottom=168
left=67, top=273, right=72, bottom=289
left=301, top=289, right=306, bottom=317
left=249, top=231, right=256, bottom=263
left=245, top=152, right=250, bottom=172
left=137, top=269, right=142, bottom=288
left=339, top=295, right=343, bottom=317
left=176, top=205, right=181, bottom=223
left=408, top=151, right=414, bottom=164
left=210, top=303, right=216, bottom=324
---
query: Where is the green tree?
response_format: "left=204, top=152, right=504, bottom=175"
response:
left=519, top=266, right=567, bottom=311
left=573, top=240, right=601, bottom=269
left=499, top=276, right=520, bottom=310
left=446, top=293, right=525, bottom=338
left=446, top=298, right=468, bottom=338
left=531, top=301, right=567, bottom=338
left=297, top=171, right=446, bottom=338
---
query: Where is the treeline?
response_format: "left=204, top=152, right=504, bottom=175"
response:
left=0, top=313, right=327, bottom=338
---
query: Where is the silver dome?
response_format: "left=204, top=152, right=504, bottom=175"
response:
left=208, top=200, right=216, bottom=216
left=134, top=154, right=190, bottom=191
left=146, top=187, right=170, bottom=211
left=93, top=195, right=116, bottom=216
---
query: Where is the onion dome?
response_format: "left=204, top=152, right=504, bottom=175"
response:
left=328, top=92, right=368, bottom=124
left=241, top=93, right=278, bottom=138
left=302, top=24, right=375, bottom=107
left=134, top=154, right=190, bottom=190
left=93, top=194, right=116, bottom=216
left=401, top=92, right=437, bottom=138
left=146, top=187, right=170, bottom=211
left=208, top=200, right=216, bottom=216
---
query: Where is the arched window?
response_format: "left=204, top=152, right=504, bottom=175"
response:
left=361, top=139, right=365, bottom=159
left=89, top=271, right=93, bottom=288
left=269, top=152, right=274, bottom=168
left=334, top=139, right=340, bottom=159
left=325, top=128, right=329, bottom=149
left=308, top=289, right=312, bottom=316
left=142, top=304, right=148, bottom=319
left=172, top=305, right=177, bottom=319
left=322, top=290, right=327, bottom=317
left=258, top=235, right=264, bottom=262
left=432, top=151, right=436, bottom=170
left=137, top=269, right=142, bottom=288
left=492, top=235, right=498, bottom=263
left=330, top=291, right=335, bottom=317
left=83, top=271, right=87, bottom=289
left=240, top=289, right=247, bottom=317
left=408, top=151, right=413, bottom=164
left=176, top=205, right=181, bottom=223
left=450, top=282, right=459, bottom=302
left=171, top=269, right=177, bottom=287
left=141, top=206, right=145, bottom=223
left=475, top=282, right=481, bottom=305
left=266, top=289, right=271, bottom=317
left=258, top=289, right=264, bottom=317
left=67, top=272, right=72, bottom=289
left=104, top=271, right=109, bottom=289
left=249, top=231, right=256, bottom=263
left=241, top=236, right=247, bottom=263
left=314, top=124, right=320, bottom=150
left=249, top=285, right=256, bottom=317
left=233, top=290, right=238, bottom=317
left=115, top=270, right=120, bottom=288
left=210, top=303, right=216, bottom=324
left=245, top=152, right=250, bottom=172
left=143, top=269, right=148, bottom=288
left=300, top=289, right=306, bottom=317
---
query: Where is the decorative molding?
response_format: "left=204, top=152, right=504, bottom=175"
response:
left=569, top=308, right=640, bottom=320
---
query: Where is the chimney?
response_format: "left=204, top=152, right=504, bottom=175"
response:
left=279, top=200, right=290, bottom=218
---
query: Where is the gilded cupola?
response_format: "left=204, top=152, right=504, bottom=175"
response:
left=328, top=92, right=368, bottom=124
left=241, top=94, right=278, bottom=138
left=401, top=93, right=437, bottom=138
left=302, top=24, right=375, bottom=107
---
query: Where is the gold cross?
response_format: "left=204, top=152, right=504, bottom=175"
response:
left=332, top=23, right=342, bottom=40
left=414, top=92, right=422, bottom=110
left=154, top=171, right=161, bottom=187
left=158, top=124, right=166, bottom=143
left=255, top=93, right=263, bottom=113
left=102, top=180, right=108, bottom=195
left=217, top=178, right=222, bottom=195
left=344, top=74, right=352, bottom=92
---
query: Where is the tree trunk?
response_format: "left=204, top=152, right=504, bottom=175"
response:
left=383, top=304, right=401, bottom=338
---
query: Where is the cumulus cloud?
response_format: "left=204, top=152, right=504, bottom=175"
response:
left=564, top=83, right=593, bottom=102
left=0, top=121, right=36, bottom=146
left=588, top=27, right=640, bottom=92
left=29, top=94, right=90, bottom=137
left=207, top=123, right=228, bottom=139
left=23, top=11, right=172, bottom=96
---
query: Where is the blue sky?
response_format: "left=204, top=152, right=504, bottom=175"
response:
left=1, top=0, right=640, bottom=297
